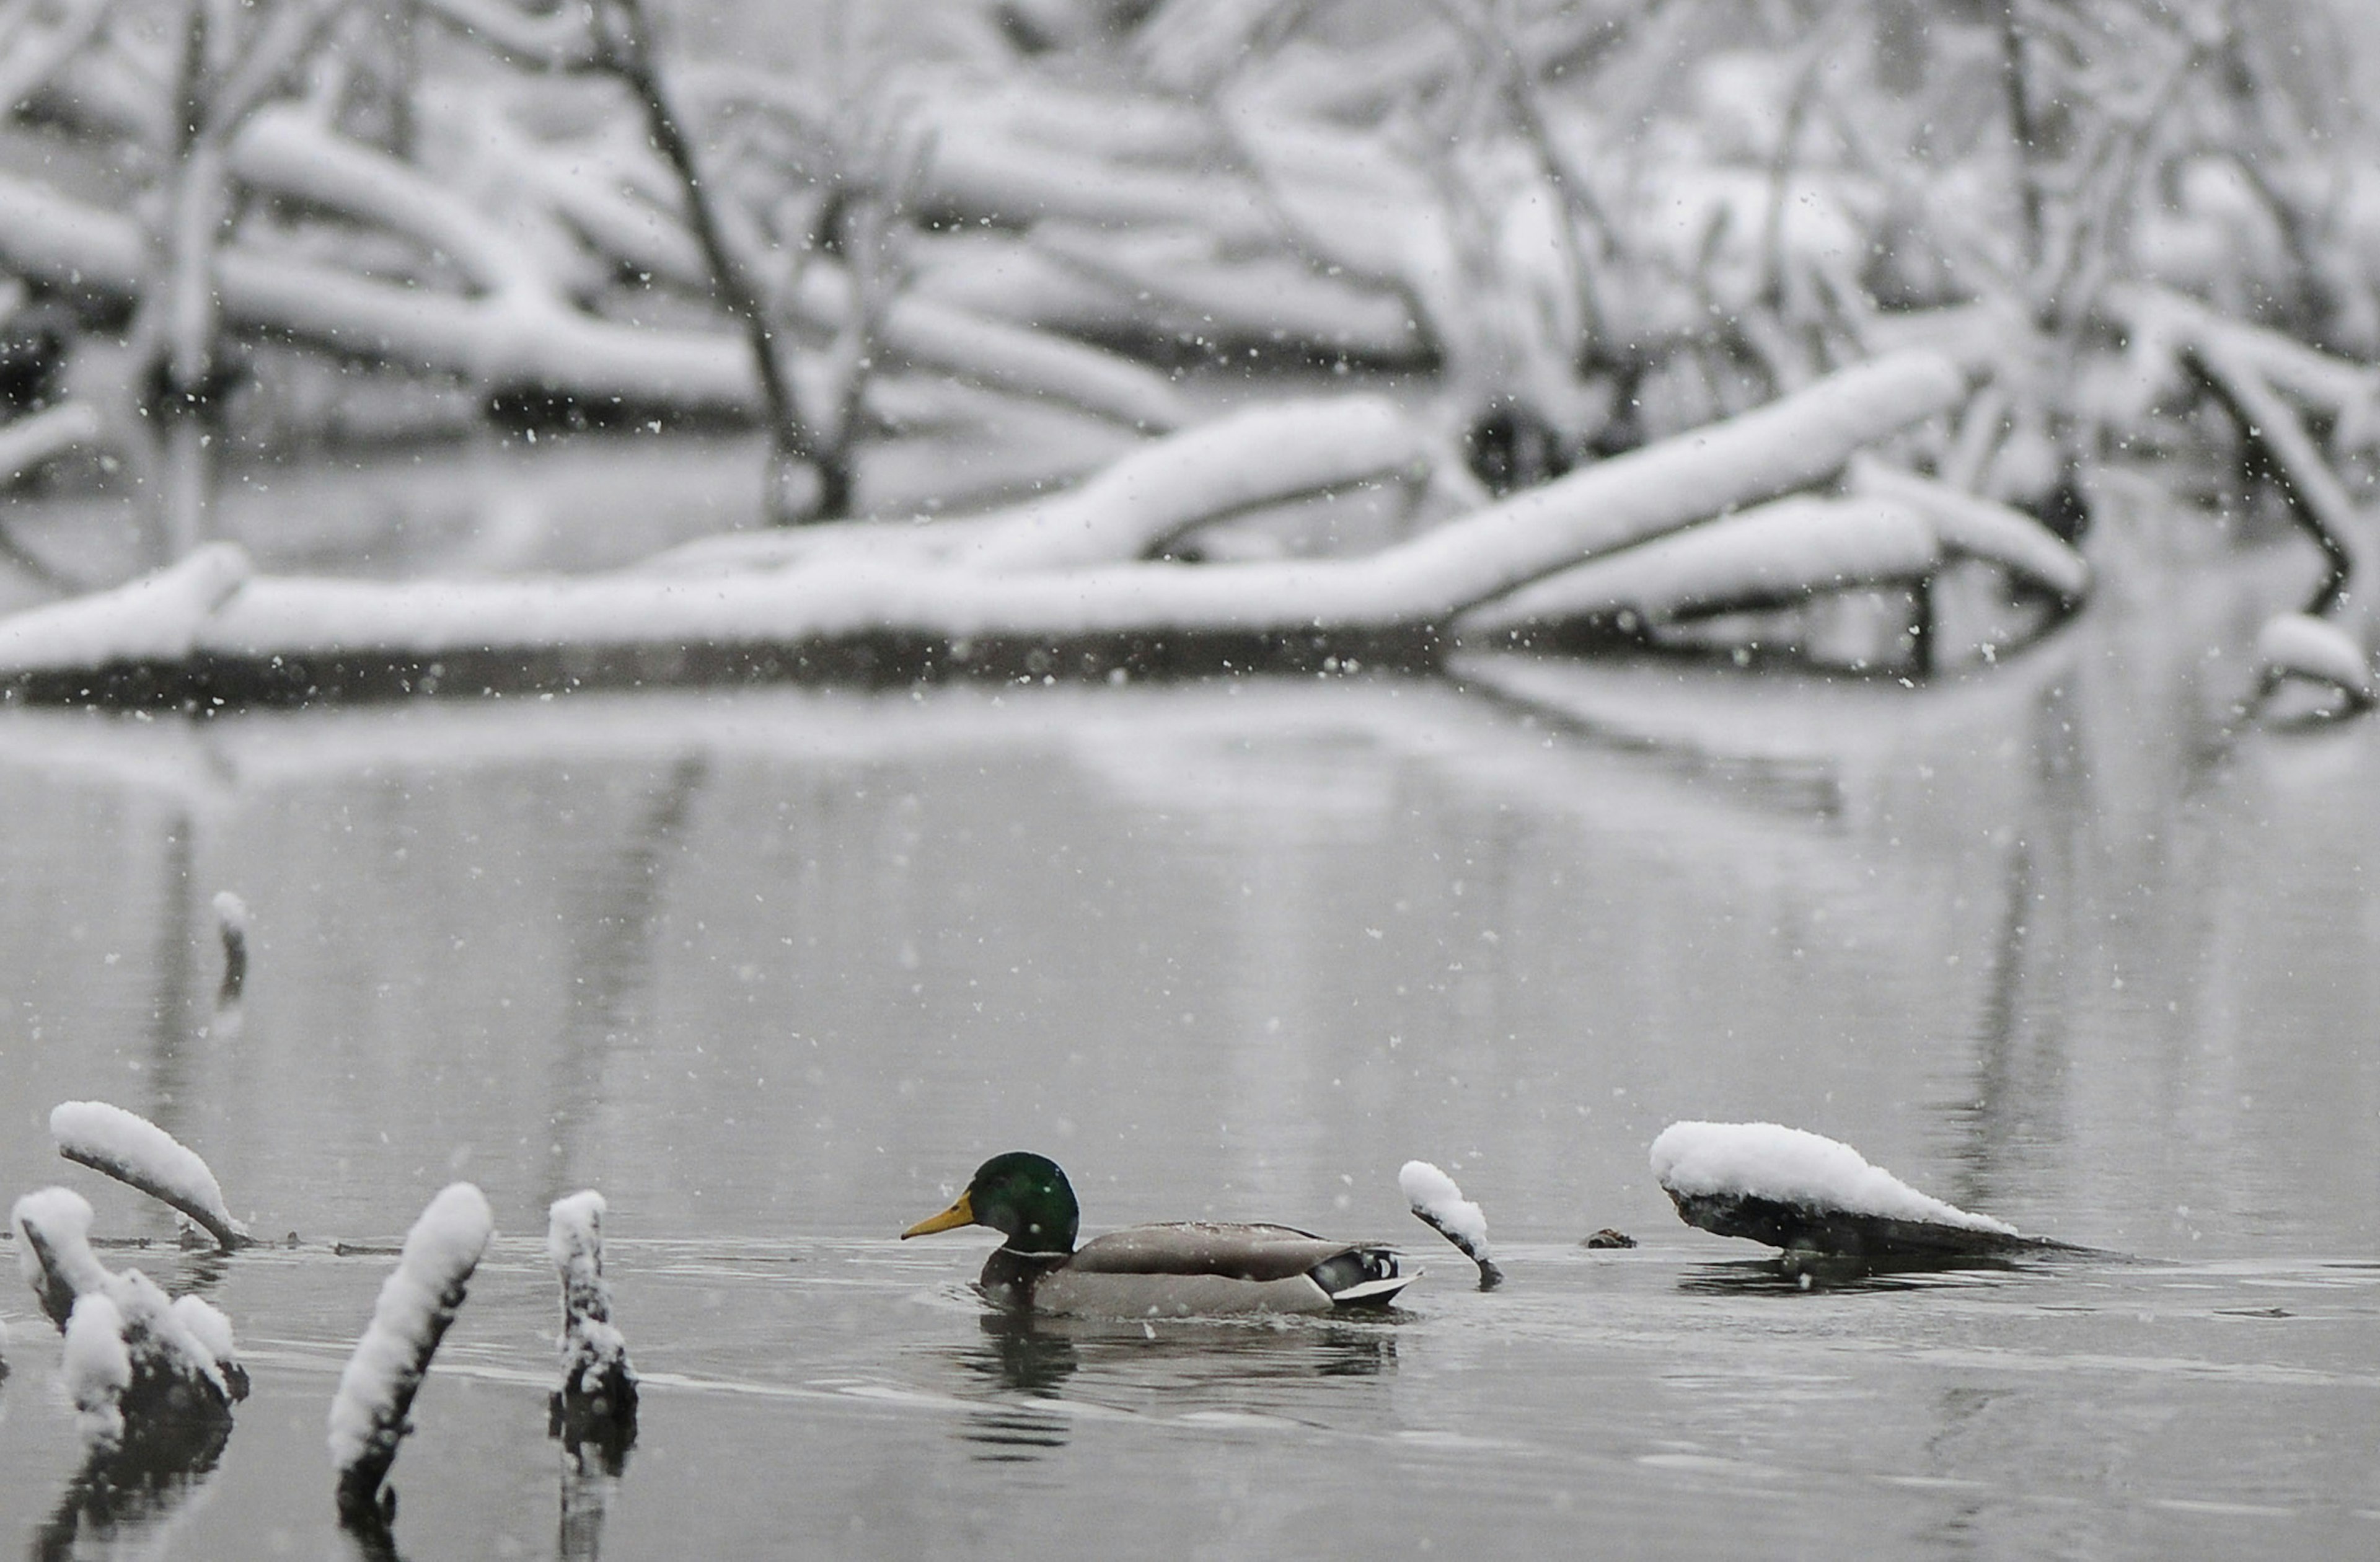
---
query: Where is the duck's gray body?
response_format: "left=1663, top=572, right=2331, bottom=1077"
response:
left=979, top=1222, right=1412, bottom=1317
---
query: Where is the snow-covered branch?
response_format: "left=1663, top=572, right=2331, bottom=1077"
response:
left=547, top=1191, right=637, bottom=1452
left=50, top=1099, right=252, bottom=1251
left=330, top=1182, right=495, bottom=1529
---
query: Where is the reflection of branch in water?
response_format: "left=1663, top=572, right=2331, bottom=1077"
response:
left=147, top=814, right=198, bottom=1144
left=31, top=1413, right=232, bottom=1562
left=1909, top=1384, right=2007, bottom=1555
left=557, top=1453, right=617, bottom=1562
left=1946, top=841, right=2035, bottom=1214
left=541, top=756, right=710, bottom=1200
left=1944, top=682, right=2082, bottom=1215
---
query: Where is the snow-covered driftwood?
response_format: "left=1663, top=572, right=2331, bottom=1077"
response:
left=2255, top=612, right=2375, bottom=714
left=12, top=1188, right=248, bottom=1445
left=329, top=1182, right=495, bottom=1528
left=0, top=400, right=102, bottom=487
left=50, top=1100, right=251, bottom=1251
left=1399, top=1160, right=1502, bottom=1290
left=0, top=139, right=1181, bottom=436
left=0, top=352, right=1973, bottom=701
left=1649, top=1121, right=2043, bottom=1261
left=641, top=394, right=1448, bottom=578
left=1458, top=496, right=1940, bottom=639
left=547, top=1191, right=638, bottom=1449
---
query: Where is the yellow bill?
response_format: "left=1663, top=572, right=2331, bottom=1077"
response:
left=901, top=1189, right=976, bottom=1238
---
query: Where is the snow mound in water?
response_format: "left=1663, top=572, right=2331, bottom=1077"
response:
left=1649, top=1121, right=2016, bottom=1235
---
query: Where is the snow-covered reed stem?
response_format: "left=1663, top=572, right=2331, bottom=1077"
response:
left=50, top=1100, right=250, bottom=1251
left=13, top=1186, right=113, bottom=1328
left=328, top=1183, right=495, bottom=1528
left=64, top=1292, right=136, bottom=1444
left=1399, top=1160, right=1503, bottom=1290
left=548, top=1191, right=638, bottom=1433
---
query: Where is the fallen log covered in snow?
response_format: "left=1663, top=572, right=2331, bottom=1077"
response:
left=2254, top=611, right=2374, bottom=717
left=1649, top=1121, right=2066, bottom=1261
left=0, top=133, right=1188, bottom=434
left=0, top=353, right=1987, bottom=702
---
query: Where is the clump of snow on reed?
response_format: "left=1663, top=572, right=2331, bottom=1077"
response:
left=14, top=1187, right=247, bottom=1445
left=50, top=1100, right=250, bottom=1251
left=12, top=1185, right=111, bottom=1325
left=328, top=1183, right=495, bottom=1527
left=548, top=1191, right=635, bottom=1406
left=64, top=1294, right=135, bottom=1444
left=1649, top=1122, right=2016, bottom=1235
left=1399, top=1160, right=1504, bottom=1289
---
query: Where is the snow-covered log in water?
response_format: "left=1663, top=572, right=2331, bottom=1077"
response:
left=0, top=353, right=1974, bottom=701
left=50, top=1100, right=251, bottom=1251
left=640, top=394, right=1452, bottom=578
left=2255, top=612, right=2374, bottom=716
left=1398, top=1160, right=1502, bottom=1290
left=0, top=149, right=1182, bottom=438
left=12, top=1188, right=248, bottom=1445
left=0, top=401, right=102, bottom=487
left=328, top=1182, right=495, bottom=1529
left=1649, top=1121, right=2043, bottom=1261
left=547, top=1191, right=638, bottom=1454
left=1457, top=496, right=1941, bottom=641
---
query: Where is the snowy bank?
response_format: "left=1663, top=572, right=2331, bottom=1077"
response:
left=1650, top=1121, right=2035, bottom=1260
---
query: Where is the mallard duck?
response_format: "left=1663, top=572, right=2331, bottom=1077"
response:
left=901, top=1152, right=1413, bottom=1317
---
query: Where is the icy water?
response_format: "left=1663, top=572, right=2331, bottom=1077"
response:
left=0, top=593, right=2376, bottom=1556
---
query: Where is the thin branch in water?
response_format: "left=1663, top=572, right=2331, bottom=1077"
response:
left=2187, top=338, right=2363, bottom=617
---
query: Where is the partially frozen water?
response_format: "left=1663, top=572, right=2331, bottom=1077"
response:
left=1, top=588, right=2376, bottom=1556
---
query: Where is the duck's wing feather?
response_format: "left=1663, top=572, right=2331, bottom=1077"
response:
left=1068, top=1222, right=1365, bottom=1282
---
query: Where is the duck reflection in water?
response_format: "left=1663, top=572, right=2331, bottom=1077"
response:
left=959, top=1314, right=1080, bottom=1460
left=950, top=1313, right=1396, bottom=1462
left=32, top=1414, right=233, bottom=1562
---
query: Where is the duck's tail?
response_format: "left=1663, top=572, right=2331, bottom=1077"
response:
left=1310, top=1247, right=1413, bottom=1308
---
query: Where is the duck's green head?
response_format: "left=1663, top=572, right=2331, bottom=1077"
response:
left=901, top=1152, right=1080, bottom=1254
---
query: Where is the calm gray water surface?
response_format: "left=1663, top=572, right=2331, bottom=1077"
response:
left=1, top=595, right=2375, bottom=1556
